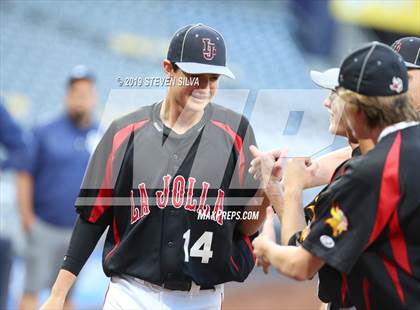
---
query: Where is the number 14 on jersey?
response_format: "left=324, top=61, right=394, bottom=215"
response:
left=183, top=230, right=214, bottom=264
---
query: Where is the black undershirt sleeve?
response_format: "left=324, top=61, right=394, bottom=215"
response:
left=61, top=216, right=107, bottom=276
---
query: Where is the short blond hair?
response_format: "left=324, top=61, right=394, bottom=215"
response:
left=337, top=88, right=419, bottom=129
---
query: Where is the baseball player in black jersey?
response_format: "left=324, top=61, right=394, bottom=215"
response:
left=249, top=64, right=374, bottom=307
left=252, top=42, right=420, bottom=310
left=41, top=24, right=267, bottom=310
left=392, top=36, right=420, bottom=112
left=299, top=36, right=420, bottom=190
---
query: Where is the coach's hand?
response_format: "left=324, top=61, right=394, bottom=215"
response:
left=253, top=233, right=274, bottom=273
left=283, top=158, right=318, bottom=190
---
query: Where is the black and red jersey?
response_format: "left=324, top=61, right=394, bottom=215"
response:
left=288, top=147, right=361, bottom=307
left=301, top=123, right=420, bottom=309
left=75, top=101, right=259, bottom=287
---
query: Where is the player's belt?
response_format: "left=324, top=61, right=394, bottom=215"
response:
left=163, top=279, right=215, bottom=291
left=122, top=275, right=218, bottom=294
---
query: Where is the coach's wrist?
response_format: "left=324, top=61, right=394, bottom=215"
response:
left=284, top=181, right=304, bottom=192
left=284, top=186, right=303, bottom=198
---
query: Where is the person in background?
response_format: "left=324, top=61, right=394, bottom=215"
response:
left=391, top=36, right=420, bottom=112
left=15, top=65, right=100, bottom=310
left=253, top=42, right=420, bottom=309
left=302, top=36, right=420, bottom=188
left=0, top=98, right=28, bottom=310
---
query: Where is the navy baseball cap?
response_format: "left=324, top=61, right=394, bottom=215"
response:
left=338, top=42, right=408, bottom=96
left=391, top=37, right=420, bottom=69
left=167, top=23, right=235, bottom=79
left=68, top=65, right=95, bottom=84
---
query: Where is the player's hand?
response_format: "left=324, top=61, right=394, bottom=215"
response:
left=39, top=295, right=65, bottom=310
left=252, top=234, right=273, bottom=271
left=249, top=145, right=286, bottom=188
left=249, top=146, right=286, bottom=206
left=256, top=256, right=271, bottom=274
left=253, top=207, right=277, bottom=274
left=283, top=157, right=318, bottom=190
left=257, top=206, right=276, bottom=274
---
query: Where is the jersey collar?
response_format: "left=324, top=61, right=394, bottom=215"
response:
left=377, top=121, right=420, bottom=142
left=151, top=101, right=212, bottom=138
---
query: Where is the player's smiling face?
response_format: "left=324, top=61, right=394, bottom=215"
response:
left=187, top=72, right=220, bottom=107
left=175, top=70, right=219, bottom=112
left=164, top=60, right=219, bottom=112
left=324, top=91, right=348, bottom=136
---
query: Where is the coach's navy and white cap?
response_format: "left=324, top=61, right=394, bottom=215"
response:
left=338, top=42, right=408, bottom=96
left=167, top=23, right=235, bottom=79
left=391, top=37, right=420, bottom=69
left=310, top=68, right=340, bottom=90
left=68, top=64, right=95, bottom=84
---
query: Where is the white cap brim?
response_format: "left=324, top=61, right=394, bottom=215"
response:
left=176, top=62, right=235, bottom=79
left=405, top=61, right=420, bottom=69
left=310, top=68, right=340, bottom=90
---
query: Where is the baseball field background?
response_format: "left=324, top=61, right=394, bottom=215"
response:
left=1, top=1, right=418, bottom=309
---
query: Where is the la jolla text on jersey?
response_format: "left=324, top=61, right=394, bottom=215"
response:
left=130, top=174, right=225, bottom=225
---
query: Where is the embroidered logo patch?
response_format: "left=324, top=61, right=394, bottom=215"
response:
left=306, top=204, right=316, bottom=222
left=389, top=77, right=403, bottom=93
left=320, top=235, right=335, bottom=248
left=325, top=205, right=348, bottom=237
left=299, top=225, right=311, bottom=243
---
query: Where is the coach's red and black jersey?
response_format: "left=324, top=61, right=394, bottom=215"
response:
left=76, top=101, right=259, bottom=287
left=301, top=123, right=420, bottom=310
left=288, top=147, right=360, bottom=307
left=304, top=147, right=361, bottom=226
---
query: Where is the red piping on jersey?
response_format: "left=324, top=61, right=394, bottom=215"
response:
left=389, top=209, right=412, bottom=276
left=382, top=254, right=406, bottom=304
left=210, top=120, right=245, bottom=186
left=230, top=256, right=240, bottom=272
left=366, top=132, right=410, bottom=305
left=341, top=273, right=348, bottom=306
left=363, top=277, right=371, bottom=310
left=105, top=216, right=121, bottom=262
left=88, top=119, right=149, bottom=223
left=367, top=132, right=402, bottom=246
left=243, top=234, right=256, bottom=262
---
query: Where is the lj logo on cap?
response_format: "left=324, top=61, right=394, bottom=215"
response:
left=202, top=38, right=216, bottom=61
